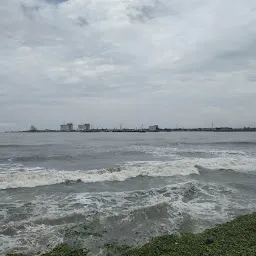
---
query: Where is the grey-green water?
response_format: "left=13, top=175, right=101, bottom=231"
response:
left=0, top=132, right=256, bottom=255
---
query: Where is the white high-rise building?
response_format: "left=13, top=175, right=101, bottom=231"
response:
left=149, top=125, right=159, bottom=132
left=78, top=123, right=90, bottom=131
left=60, top=123, right=73, bottom=132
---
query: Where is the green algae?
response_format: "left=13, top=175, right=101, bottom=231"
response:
left=6, top=213, right=256, bottom=256
left=107, top=212, right=256, bottom=256
left=6, top=244, right=89, bottom=256
left=40, top=244, right=89, bottom=256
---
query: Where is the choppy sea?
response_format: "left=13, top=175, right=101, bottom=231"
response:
left=0, top=132, right=256, bottom=255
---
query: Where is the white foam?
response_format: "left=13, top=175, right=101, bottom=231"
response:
left=1, top=179, right=255, bottom=255
left=0, top=160, right=197, bottom=189
left=125, top=155, right=256, bottom=174
left=126, top=145, right=252, bottom=158
left=0, top=224, right=63, bottom=256
left=0, top=155, right=256, bottom=189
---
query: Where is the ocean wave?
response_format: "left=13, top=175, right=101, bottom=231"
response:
left=127, top=144, right=252, bottom=159
left=165, top=141, right=256, bottom=146
left=1, top=155, right=256, bottom=190
left=1, top=155, right=75, bottom=162
left=0, top=160, right=201, bottom=190
left=2, top=180, right=254, bottom=255
left=64, top=181, right=240, bottom=250
left=211, top=141, right=256, bottom=146
left=0, top=144, right=26, bottom=148
left=0, top=181, right=242, bottom=231
left=0, top=143, right=57, bottom=148
left=0, top=181, right=235, bottom=227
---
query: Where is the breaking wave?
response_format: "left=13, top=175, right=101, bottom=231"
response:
left=0, top=143, right=57, bottom=148
left=1, top=156, right=256, bottom=190
left=1, top=179, right=255, bottom=255
left=166, top=141, right=256, bottom=146
left=210, top=141, right=256, bottom=146
left=0, top=155, right=75, bottom=162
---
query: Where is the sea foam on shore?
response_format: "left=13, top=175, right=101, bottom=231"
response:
left=6, top=212, right=256, bottom=256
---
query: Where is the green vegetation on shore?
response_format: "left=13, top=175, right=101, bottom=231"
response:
left=7, top=213, right=256, bottom=256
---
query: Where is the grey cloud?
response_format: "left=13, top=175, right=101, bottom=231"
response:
left=21, top=4, right=40, bottom=19
left=1, top=0, right=256, bottom=130
left=45, top=0, right=68, bottom=4
left=247, top=73, right=256, bottom=82
left=77, top=17, right=88, bottom=26
left=128, top=0, right=176, bottom=22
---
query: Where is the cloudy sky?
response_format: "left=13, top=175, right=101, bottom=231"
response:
left=1, top=0, right=256, bottom=131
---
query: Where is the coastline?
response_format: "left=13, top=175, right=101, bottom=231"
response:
left=7, top=212, right=256, bottom=256
left=6, top=128, right=256, bottom=133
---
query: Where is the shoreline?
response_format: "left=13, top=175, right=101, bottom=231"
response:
left=7, top=212, right=256, bottom=256
left=6, top=129, right=256, bottom=133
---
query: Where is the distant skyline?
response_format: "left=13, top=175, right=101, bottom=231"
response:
left=1, top=0, right=256, bottom=131
left=16, top=122, right=256, bottom=132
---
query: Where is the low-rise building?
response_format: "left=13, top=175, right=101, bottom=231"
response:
left=60, top=123, right=73, bottom=132
left=78, top=123, right=90, bottom=131
left=149, top=125, right=159, bottom=132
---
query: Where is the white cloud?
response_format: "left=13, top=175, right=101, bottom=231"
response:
left=1, top=0, right=256, bottom=130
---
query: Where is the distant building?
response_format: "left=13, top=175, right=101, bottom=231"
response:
left=149, top=125, right=159, bottom=132
left=29, top=125, right=37, bottom=132
left=60, top=123, right=73, bottom=132
left=78, top=123, right=90, bottom=131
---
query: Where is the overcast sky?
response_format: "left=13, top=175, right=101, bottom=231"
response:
left=1, top=0, right=256, bottom=131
